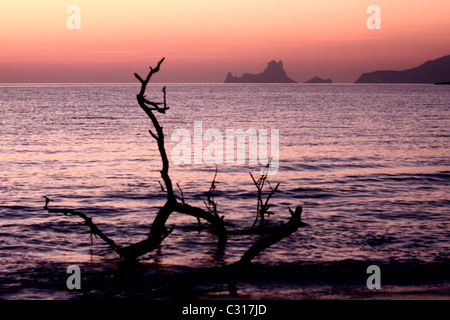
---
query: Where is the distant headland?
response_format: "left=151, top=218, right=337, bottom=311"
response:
left=434, top=81, right=450, bottom=85
left=355, top=55, right=450, bottom=83
left=304, top=76, right=333, bottom=83
left=225, top=60, right=296, bottom=83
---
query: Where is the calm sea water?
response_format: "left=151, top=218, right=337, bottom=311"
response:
left=0, top=83, right=449, bottom=299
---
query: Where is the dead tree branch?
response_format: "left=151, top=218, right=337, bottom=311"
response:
left=45, top=58, right=228, bottom=261
left=44, top=57, right=306, bottom=300
left=43, top=58, right=308, bottom=298
left=234, top=206, right=305, bottom=266
left=155, top=206, right=306, bottom=298
left=250, top=160, right=280, bottom=228
left=43, top=196, right=121, bottom=254
left=204, top=168, right=219, bottom=218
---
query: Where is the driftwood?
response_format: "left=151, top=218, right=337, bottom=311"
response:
left=43, top=58, right=306, bottom=295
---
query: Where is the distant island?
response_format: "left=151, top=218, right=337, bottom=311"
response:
left=355, top=55, right=450, bottom=83
left=304, top=76, right=333, bottom=83
left=225, top=60, right=296, bottom=83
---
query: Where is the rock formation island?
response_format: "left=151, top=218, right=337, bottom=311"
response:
left=304, top=76, right=333, bottom=83
left=225, top=60, right=296, bottom=83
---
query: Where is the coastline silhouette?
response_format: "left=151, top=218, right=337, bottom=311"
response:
left=355, top=54, right=450, bottom=83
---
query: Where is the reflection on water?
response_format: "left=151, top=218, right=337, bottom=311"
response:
left=0, top=83, right=449, bottom=299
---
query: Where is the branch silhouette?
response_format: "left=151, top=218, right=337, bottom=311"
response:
left=43, top=58, right=306, bottom=295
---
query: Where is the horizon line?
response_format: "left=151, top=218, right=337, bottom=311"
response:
left=0, top=82, right=438, bottom=86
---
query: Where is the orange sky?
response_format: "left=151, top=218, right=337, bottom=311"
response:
left=1, top=0, right=449, bottom=83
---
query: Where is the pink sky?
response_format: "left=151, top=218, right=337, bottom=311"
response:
left=1, top=0, right=449, bottom=83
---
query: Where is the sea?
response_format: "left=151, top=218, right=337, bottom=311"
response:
left=0, top=83, right=449, bottom=299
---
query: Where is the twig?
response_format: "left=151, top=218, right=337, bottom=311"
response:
left=43, top=196, right=121, bottom=254
left=204, top=168, right=219, bottom=217
left=176, top=182, right=186, bottom=204
left=250, top=159, right=279, bottom=228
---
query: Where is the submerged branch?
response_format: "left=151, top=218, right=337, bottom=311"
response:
left=234, top=206, right=305, bottom=266
left=43, top=196, right=121, bottom=254
left=175, top=202, right=227, bottom=247
left=155, top=206, right=306, bottom=298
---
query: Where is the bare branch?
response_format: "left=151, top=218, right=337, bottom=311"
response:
left=158, top=181, right=167, bottom=193
left=148, top=129, right=159, bottom=140
left=134, top=73, right=145, bottom=84
left=43, top=58, right=307, bottom=283
left=43, top=196, right=121, bottom=254
left=136, top=57, right=165, bottom=96
left=204, top=168, right=219, bottom=217
left=175, top=202, right=227, bottom=246
left=250, top=159, right=280, bottom=228
left=176, top=182, right=186, bottom=204
left=234, top=206, right=305, bottom=266
left=135, top=58, right=175, bottom=202
left=155, top=205, right=306, bottom=298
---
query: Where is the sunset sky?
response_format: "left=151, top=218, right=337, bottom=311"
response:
left=1, top=0, right=449, bottom=83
